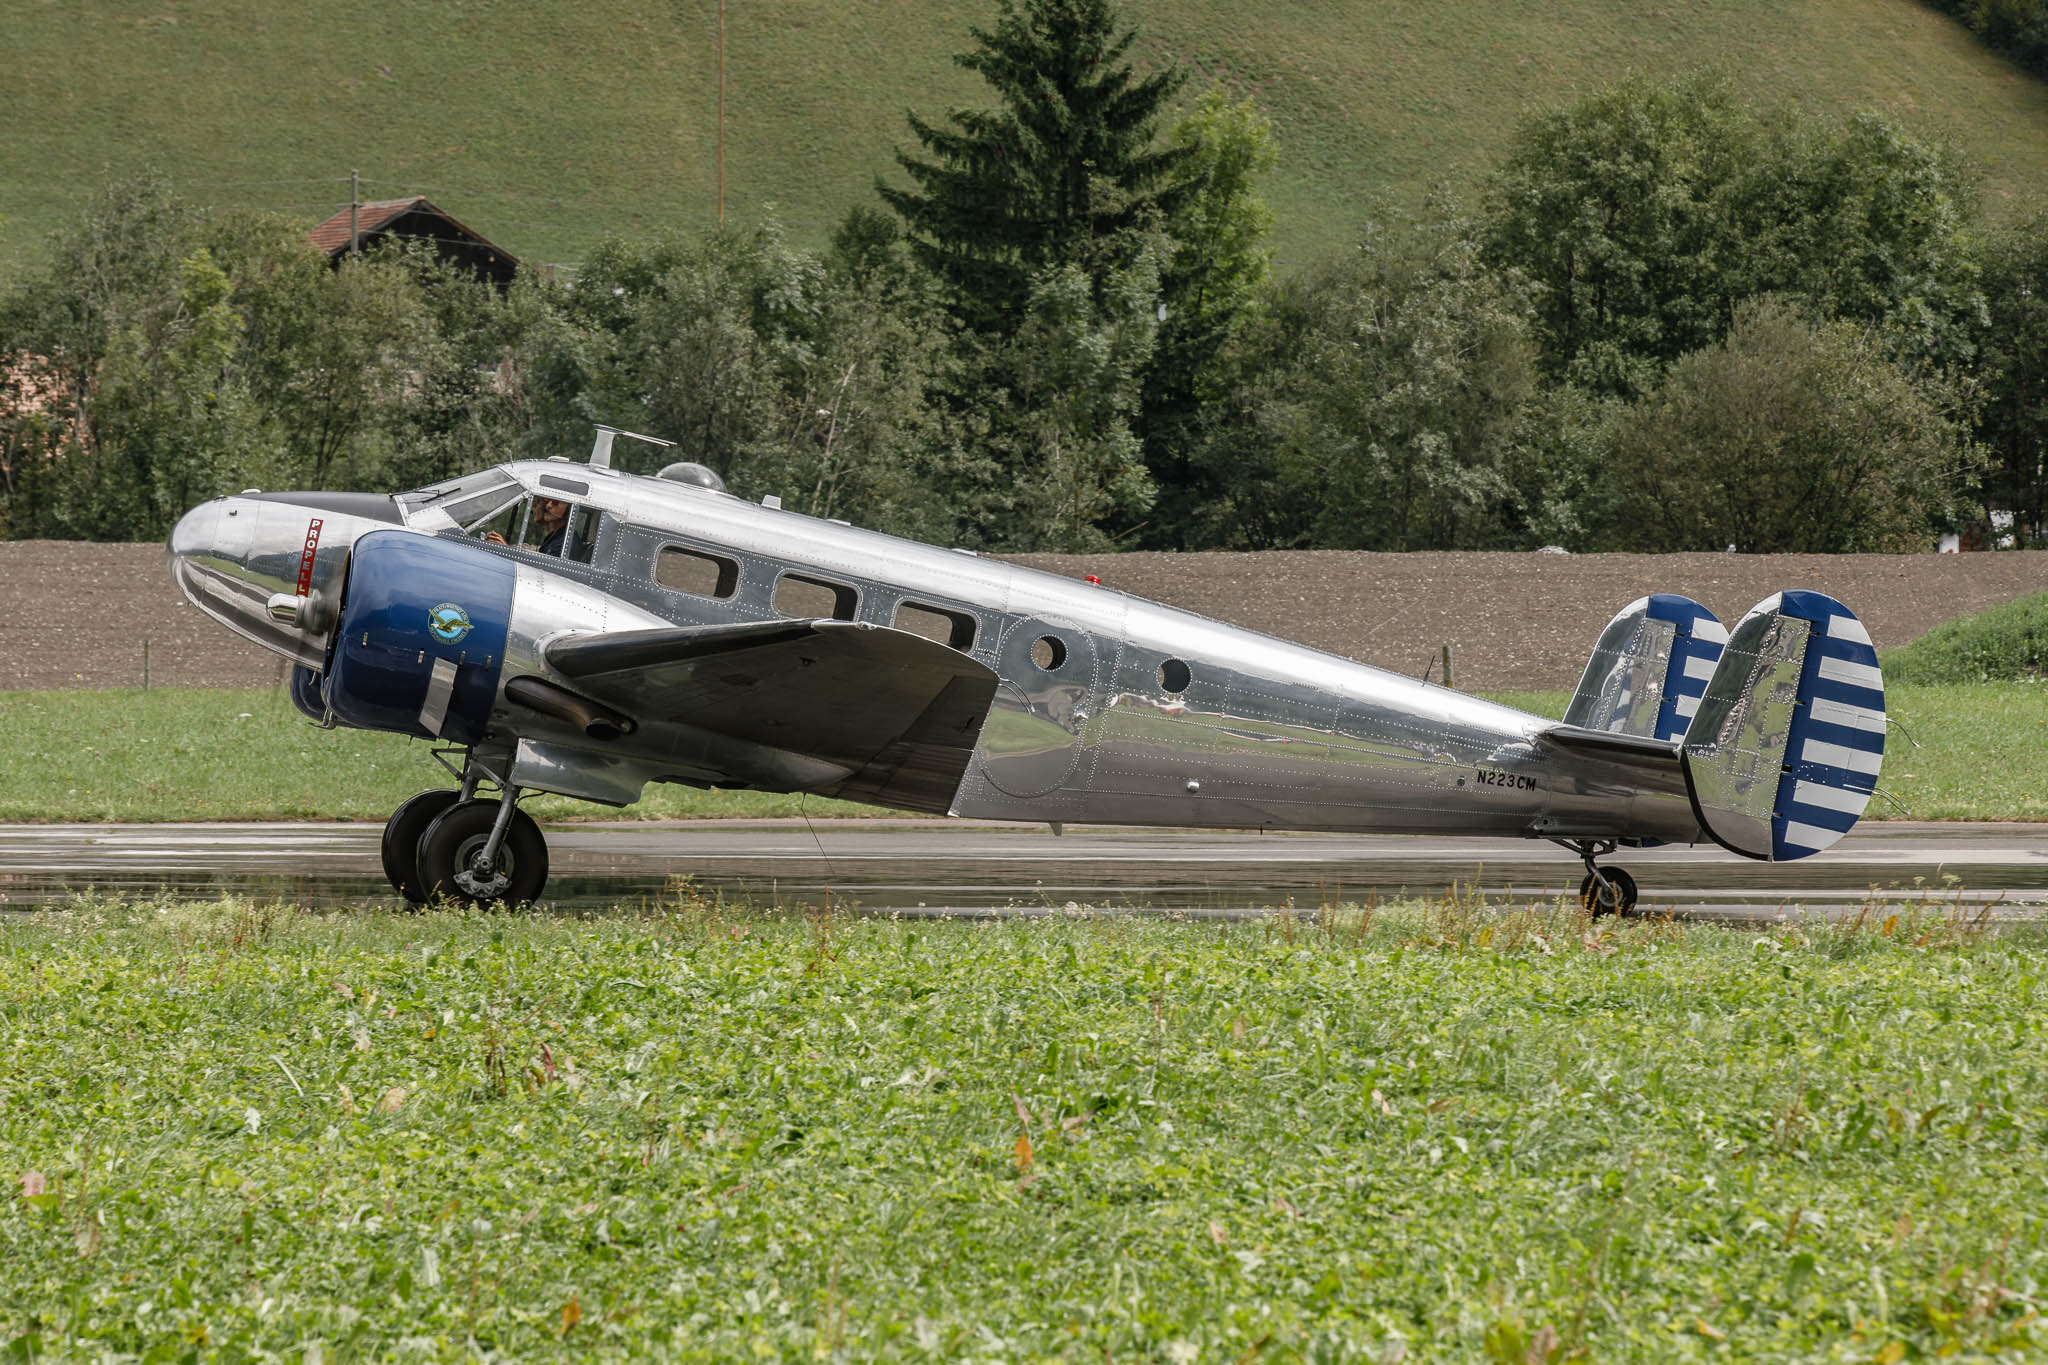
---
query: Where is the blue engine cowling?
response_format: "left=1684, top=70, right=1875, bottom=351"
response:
left=289, top=665, right=326, bottom=722
left=324, top=530, right=514, bottom=743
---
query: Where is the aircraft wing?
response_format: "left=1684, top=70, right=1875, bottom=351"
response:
left=544, top=620, right=999, bottom=813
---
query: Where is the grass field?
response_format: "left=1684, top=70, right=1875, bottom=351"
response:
left=3, top=683, right=2043, bottom=823
left=1884, top=592, right=2048, bottom=686
left=3, top=896, right=2042, bottom=1359
left=0, top=686, right=876, bottom=824
left=3, top=0, right=2047, bottom=275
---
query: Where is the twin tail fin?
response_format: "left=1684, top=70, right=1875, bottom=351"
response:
left=1564, top=593, right=1730, bottom=743
left=1564, top=589, right=1885, bottom=861
left=1680, top=590, right=1885, bottom=861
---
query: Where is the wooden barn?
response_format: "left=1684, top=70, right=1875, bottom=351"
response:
left=307, top=196, right=519, bottom=287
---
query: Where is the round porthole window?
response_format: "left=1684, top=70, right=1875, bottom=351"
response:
left=1158, top=658, right=1192, bottom=694
left=1031, top=635, right=1068, bottom=671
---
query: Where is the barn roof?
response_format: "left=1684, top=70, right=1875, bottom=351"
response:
left=306, top=195, right=519, bottom=285
left=308, top=197, right=424, bottom=254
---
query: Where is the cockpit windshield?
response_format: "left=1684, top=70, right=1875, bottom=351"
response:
left=395, top=471, right=522, bottom=532
left=442, top=483, right=525, bottom=533
left=396, top=470, right=493, bottom=511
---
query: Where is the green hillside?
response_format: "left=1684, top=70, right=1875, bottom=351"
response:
left=3, top=0, right=2047, bottom=275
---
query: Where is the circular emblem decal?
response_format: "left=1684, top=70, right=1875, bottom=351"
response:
left=428, top=602, right=472, bottom=643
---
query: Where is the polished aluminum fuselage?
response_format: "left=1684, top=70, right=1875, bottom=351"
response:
left=169, top=462, right=1703, bottom=844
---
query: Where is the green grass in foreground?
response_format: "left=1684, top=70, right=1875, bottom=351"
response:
left=4, top=683, right=2044, bottom=823
left=2, top=897, right=2043, bottom=1359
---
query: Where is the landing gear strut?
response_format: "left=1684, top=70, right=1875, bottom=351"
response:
left=1552, top=839, right=1638, bottom=917
left=379, top=761, right=550, bottom=907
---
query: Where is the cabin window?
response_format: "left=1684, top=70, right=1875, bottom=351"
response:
left=1031, top=635, right=1068, bottom=671
left=657, top=545, right=740, bottom=600
left=894, top=601, right=977, bottom=651
left=1158, top=658, right=1192, bottom=694
left=775, top=572, right=858, bottom=621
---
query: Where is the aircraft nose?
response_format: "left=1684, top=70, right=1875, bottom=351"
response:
left=167, top=497, right=241, bottom=613
left=166, top=494, right=350, bottom=669
left=168, top=499, right=223, bottom=567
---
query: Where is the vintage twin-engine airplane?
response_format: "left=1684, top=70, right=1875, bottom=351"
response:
left=168, top=427, right=1887, bottom=910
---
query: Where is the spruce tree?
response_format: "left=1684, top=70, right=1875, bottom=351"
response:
left=879, top=0, right=1195, bottom=333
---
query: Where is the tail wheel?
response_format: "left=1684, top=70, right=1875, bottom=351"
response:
left=1579, top=866, right=1638, bottom=918
left=418, top=799, right=549, bottom=906
left=381, top=789, right=462, bottom=905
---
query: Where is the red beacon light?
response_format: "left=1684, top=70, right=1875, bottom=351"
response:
left=1085, top=574, right=1101, bottom=585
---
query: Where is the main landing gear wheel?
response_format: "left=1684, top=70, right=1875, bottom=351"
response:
left=1552, top=838, right=1639, bottom=918
left=1579, top=866, right=1638, bottom=918
left=381, top=789, right=462, bottom=905
left=418, top=798, right=549, bottom=907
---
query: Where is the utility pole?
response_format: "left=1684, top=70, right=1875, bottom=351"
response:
left=349, top=169, right=360, bottom=255
left=716, top=0, right=725, bottom=224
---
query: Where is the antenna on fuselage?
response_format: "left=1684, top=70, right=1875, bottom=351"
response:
left=589, top=424, right=677, bottom=471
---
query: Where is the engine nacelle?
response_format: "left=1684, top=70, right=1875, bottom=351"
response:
left=289, top=665, right=327, bottom=723
left=325, top=530, right=514, bottom=743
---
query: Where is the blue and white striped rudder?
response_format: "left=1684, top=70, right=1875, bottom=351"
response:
left=1680, top=589, right=1884, bottom=861
left=1564, top=592, right=1729, bottom=742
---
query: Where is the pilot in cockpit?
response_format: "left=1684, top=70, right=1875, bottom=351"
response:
left=483, top=497, right=569, bottom=556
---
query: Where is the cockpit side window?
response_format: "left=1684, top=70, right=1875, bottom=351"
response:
left=401, top=471, right=603, bottom=564
left=563, top=506, right=601, bottom=564
left=470, top=497, right=527, bottom=546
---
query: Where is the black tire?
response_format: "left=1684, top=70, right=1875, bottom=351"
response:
left=381, top=789, right=463, bottom=905
left=1579, top=866, right=1638, bottom=918
left=417, top=799, right=549, bottom=906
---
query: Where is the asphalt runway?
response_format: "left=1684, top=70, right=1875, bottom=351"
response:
left=2, top=819, right=2044, bottom=925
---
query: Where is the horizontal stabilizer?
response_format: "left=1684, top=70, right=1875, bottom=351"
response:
left=1681, top=590, right=1884, bottom=861
left=1538, top=725, right=1681, bottom=763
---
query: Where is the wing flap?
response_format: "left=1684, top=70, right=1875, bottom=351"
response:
left=542, top=620, right=999, bottom=811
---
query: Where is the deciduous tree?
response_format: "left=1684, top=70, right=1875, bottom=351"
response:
left=972, top=256, right=1160, bottom=549
left=1254, top=206, right=1538, bottom=551
left=1975, top=215, right=2048, bottom=540
left=1486, top=76, right=1983, bottom=396
left=1485, top=73, right=1753, bottom=397
left=1140, top=92, right=1277, bottom=547
left=1603, top=296, right=1979, bottom=551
